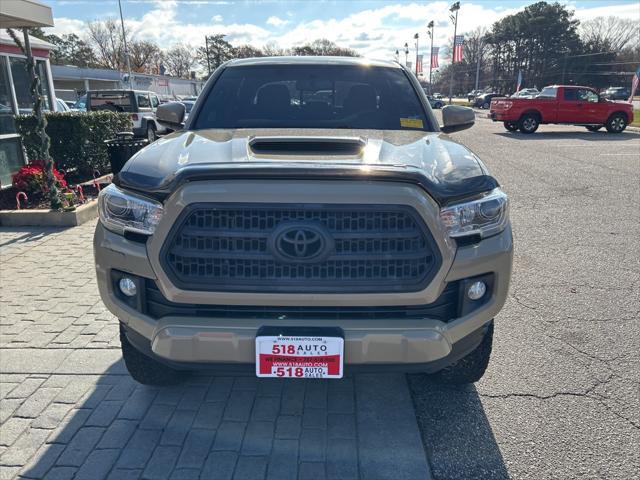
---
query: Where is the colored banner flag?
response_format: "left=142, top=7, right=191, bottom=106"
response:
left=629, top=65, right=640, bottom=101
left=431, top=47, right=439, bottom=68
left=516, top=70, right=523, bottom=92
left=453, top=35, right=464, bottom=63
left=416, top=55, right=423, bottom=74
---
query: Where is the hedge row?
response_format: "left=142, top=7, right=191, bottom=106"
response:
left=15, top=111, right=132, bottom=178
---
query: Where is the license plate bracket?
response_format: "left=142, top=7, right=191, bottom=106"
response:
left=255, top=326, right=344, bottom=379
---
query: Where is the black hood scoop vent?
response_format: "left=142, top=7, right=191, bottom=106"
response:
left=249, top=136, right=365, bottom=156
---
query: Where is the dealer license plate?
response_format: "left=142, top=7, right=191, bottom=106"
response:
left=255, top=333, right=344, bottom=379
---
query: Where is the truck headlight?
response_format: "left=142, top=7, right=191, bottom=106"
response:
left=98, top=184, right=163, bottom=235
left=440, top=188, right=509, bottom=239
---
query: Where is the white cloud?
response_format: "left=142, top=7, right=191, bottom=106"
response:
left=49, top=0, right=637, bottom=64
left=266, top=16, right=289, bottom=27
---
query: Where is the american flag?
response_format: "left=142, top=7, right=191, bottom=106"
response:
left=416, top=55, right=423, bottom=74
left=630, top=65, right=640, bottom=101
left=431, top=47, right=439, bottom=68
left=453, top=35, right=464, bottom=63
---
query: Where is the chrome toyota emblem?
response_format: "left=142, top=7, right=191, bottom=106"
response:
left=269, top=222, right=334, bottom=263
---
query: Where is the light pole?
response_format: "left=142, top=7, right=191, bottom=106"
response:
left=427, top=20, right=434, bottom=94
left=448, top=1, right=460, bottom=104
left=404, top=43, right=409, bottom=67
left=117, top=0, right=132, bottom=88
left=395, top=49, right=399, bottom=62
left=414, top=33, right=419, bottom=77
left=474, top=36, right=483, bottom=91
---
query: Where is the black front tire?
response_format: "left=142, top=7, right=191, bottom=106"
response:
left=585, top=125, right=602, bottom=132
left=147, top=124, right=157, bottom=143
left=605, top=113, right=627, bottom=133
left=120, top=325, right=185, bottom=386
left=504, top=122, right=518, bottom=132
left=518, top=113, right=539, bottom=133
left=482, top=101, right=490, bottom=109
left=431, top=322, right=493, bottom=384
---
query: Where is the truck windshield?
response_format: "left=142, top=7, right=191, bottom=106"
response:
left=192, top=64, right=431, bottom=131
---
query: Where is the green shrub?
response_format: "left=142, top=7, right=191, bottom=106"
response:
left=15, top=111, right=132, bottom=178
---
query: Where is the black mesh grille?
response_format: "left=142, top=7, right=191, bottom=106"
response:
left=144, top=280, right=459, bottom=322
left=161, top=204, right=441, bottom=293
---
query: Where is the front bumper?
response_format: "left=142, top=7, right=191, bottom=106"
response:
left=94, top=220, right=512, bottom=370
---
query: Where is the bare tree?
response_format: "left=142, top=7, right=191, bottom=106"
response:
left=234, top=44, right=264, bottom=59
left=129, top=40, right=161, bottom=73
left=86, top=19, right=127, bottom=70
left=580, top=17, right=638, bottom=52
left=262, top=42, right=288, bottom=56
left=291, top=39, right=358, bottom=57
left=164, top=44, right=196, bottom=78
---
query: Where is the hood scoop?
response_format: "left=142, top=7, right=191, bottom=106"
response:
left=249, top=136, right=365, bottom=156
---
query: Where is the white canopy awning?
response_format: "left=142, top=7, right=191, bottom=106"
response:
left=0, top=0, right=54, bottom=28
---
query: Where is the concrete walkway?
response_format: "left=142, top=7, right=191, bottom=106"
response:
left=0, top=222, right=431, bottom=480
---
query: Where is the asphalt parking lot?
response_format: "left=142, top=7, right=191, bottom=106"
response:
left=410, top=110, right=639, bottom=479
left=1, top=112, right=638, bottom=480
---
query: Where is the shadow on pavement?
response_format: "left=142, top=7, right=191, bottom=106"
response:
left=17, top=360, right=428, bottom=479
left=493, top=130, right=640, bottom=141
left=0, top=227, right=65, bottom=250
left=408, top=374, right=509, bottom=480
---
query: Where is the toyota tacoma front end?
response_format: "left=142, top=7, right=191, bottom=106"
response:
left=94, top=57, right=512, bottom=385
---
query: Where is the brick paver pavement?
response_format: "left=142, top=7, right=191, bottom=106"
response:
left=0, top=221, right=430, bottom=480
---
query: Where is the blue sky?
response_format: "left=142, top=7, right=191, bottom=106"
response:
left=47, top=0, right=640, bottom=60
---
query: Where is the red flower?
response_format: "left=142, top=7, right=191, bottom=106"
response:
left=12, top=160, right=67, bottom=196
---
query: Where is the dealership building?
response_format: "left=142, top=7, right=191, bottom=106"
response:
left=52, top=65, right=204, bottom=102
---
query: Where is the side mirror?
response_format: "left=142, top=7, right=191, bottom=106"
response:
left=156, top=102, right=186, bottom=130
left=440, top=105, right=475, bottom=134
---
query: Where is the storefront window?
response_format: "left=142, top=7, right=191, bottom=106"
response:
left=0, top=56, right=16, bottom=135
left=10, top=56, right=51, bottom=114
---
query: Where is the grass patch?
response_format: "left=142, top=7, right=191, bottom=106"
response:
left=632, top=109, right=640, bottom=127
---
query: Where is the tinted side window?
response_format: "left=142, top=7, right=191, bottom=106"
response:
left=151, top=95, right=160, bottom=108
left=539, top=87, right=558, bottom=98
left=563, top=89, right=578, bottom=101
left=578, top=89, right=598, bottom=103
left=137, top=94, right=151, bottom=108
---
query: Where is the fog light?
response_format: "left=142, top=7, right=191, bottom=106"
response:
left=118, top=277, right=137, bottom=297
left=467, top=281, right=486, bottom=300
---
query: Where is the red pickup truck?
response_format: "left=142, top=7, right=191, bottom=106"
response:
left=489, top=85, right=633, bottom=134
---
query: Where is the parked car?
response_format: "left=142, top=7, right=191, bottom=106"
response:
left=181, top=100, right=195, bottom=121
left=95, top=56, right=512, bottom=386
left=490, top=84, right=634, bottom=133
left=432, top=92, right=443, bottom=99
left=55, top=98, right=71, bottom=112
left=602, top=87, right=630, bottom=101
left=473, top=93, right=503, bottom=109
left=510, top=88, right=539, bottom=99
left=73, top=94, right=87, bottom=111
left=427, top=95, right=444, bottom=109
left=467, top=89, right=483, bottom=102
left=86, top=89, right=168, bottom=142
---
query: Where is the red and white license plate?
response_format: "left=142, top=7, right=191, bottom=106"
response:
left=255, top=335, right=344, bottom=379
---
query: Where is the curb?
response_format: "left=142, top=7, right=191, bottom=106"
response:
left=0, top=198, right=98, bottom=227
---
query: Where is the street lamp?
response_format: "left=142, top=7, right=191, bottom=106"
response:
left=414, top=33, right=419, bottom=77
left=404, top=43, right=409, bottom=67
left=448, top=1, right=460, bottom=104
left=427, top=20, right=434, bottom=94
left=395, top=49, right=399, bottom=62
